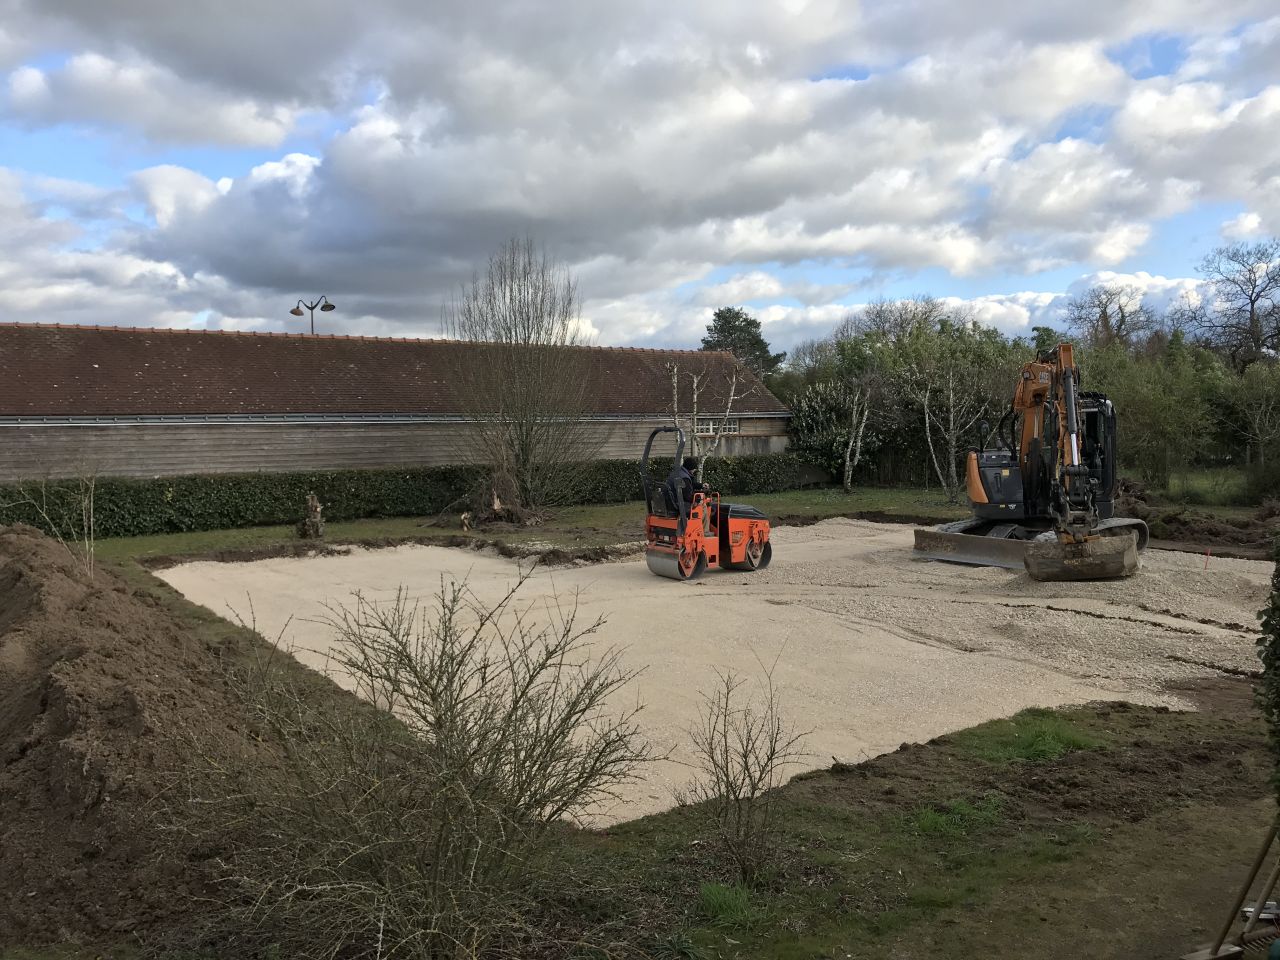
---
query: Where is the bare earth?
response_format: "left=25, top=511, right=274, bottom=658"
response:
left=158, top=518, right=1269, bottom=822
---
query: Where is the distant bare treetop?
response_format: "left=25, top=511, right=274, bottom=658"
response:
left=448, top=236, right=584, bottom=348
left=1192, top=238, right=1280, bottom=368
left=1064, top=283, right=1158, bottom=348
left=845, top=296, right=955, bottom=340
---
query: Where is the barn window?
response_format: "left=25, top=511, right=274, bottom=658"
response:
left=695, top=416, right=739, bottom=436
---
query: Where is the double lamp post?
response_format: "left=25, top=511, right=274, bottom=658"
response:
left=290, top=295, right=336, bottom=334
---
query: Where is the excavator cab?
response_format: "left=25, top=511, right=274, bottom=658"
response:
left=640, top=426, right=772, bottom=581
left=967, top=393, right=1117, bottom=524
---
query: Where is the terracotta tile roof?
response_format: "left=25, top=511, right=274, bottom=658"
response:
left=0, top=323, right=789, bottom=419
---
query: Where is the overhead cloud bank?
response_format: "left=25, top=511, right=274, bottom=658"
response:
left=0, top=1, right=1278, bottom=349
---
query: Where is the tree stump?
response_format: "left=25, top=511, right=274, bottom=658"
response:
left=297, top=492, right=325, bottom=539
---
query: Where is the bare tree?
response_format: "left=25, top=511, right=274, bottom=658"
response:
left=853, top=295, right=950, bottom=339
left=838, top=382, right=873, bottom=492
left=830, top=333, right=887, bottom=493
left=766, top=337, right=839, bottom=405
left=905, top=373, right=985, bottom=503
left=447, top=238, right=603, bottom=522
left=666, top=361, right=743, bottom=474
left=791, top=378, right=875, bottom=492
left=1064, top=284, right=1158, bottom=348
left=1194, top=239, right=1280, bottom=368
left=785, top=337, right=840, bottom=381
left=681, top=667, right=807, bottom=887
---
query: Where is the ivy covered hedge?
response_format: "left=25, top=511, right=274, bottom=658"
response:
left=0, top=452, right=810, bottom=540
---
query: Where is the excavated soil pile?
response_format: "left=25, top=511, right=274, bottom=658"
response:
left=1118, top=479, right=1279, bottom=559
left=0, top=525, right=266, bottom=944
left=1149, top=507, right=1279, bottom=556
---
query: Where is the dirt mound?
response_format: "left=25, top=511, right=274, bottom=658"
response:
left=1115, top=477, right=1150, bottom=520
left=0, top=525, right=265, bottom=945
left=1114, top=477, right=1279, bottom=560
left=1148, top=507, right=1278, bottom=557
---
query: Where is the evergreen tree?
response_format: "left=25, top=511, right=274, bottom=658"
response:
left=1030, top=325, right=1060, bottom=354
left=702, top=307, right=786, bottom=377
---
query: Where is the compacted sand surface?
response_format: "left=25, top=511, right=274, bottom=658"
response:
left=159, top=518, right=1269, bottom=821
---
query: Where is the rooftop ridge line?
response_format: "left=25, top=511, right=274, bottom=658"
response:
left=0, top=322, right=733, bottom=358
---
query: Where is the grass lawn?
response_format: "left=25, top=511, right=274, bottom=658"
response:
left=1154, top=466, right=1265, bottom=517
left=10, top=687, right=1263, bottom=960
left=90, top=474, right=1271, bottom=567
left=94, top=486, right=970, bottom=563
left=547, top=686, right=1268, bottom=960
left=1160, top=466, right=1247, bottom=506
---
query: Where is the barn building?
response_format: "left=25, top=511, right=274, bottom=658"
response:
left=0, top=324, right=791, bottom=482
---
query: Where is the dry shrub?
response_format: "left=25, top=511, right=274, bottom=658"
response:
left=173, top=573, right=648, bottom=959
left=681, top=669, right=807, bottom=886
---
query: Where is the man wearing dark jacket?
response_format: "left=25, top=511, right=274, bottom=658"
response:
left=676, top=456, right=705, bottom=505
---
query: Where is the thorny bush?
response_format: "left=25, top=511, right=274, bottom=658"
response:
left=172, top=572, right=649, bottom=960
left=681, top=669, right=807, bottom=887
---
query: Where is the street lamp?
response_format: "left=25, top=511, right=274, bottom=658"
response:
left=290, top=296, right=336, bottom=334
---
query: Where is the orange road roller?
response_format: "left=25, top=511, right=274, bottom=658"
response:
left=640, top=426, right=772, bottom=581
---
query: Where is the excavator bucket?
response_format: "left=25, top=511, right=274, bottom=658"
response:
left=1024, top=534, right=1139, bottom=582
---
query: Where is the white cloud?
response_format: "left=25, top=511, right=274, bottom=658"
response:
left=940, top=292, right=1063, bottom=333
left=0, top=3, right=1277, bottom=345
left=694, top=271, right=785, bottom=305
left=1111, top=79, right=1280, bottom=235
left=1179, top=15, right=1280, bottom=92
left=132, top=165, right=220, bottom=228
left=1223, top=211, right=1264, bottom=239
left=5, top=53, right=300, bottom=145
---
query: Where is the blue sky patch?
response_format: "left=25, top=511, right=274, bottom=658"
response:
left=1107, top=32, right=1186, bottom=79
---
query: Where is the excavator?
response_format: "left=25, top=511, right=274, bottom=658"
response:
left=913, top=342, right=1149, bottom=581
left=641, top=426, right=773, bottom=580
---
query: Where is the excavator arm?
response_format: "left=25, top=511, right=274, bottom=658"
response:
left=1021, top=343, right=1141, bottom=578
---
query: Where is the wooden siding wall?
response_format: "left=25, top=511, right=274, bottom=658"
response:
left=0, top=417, right=789, bottom=481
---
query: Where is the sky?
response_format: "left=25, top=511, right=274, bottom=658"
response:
left=0, top=1, right=1278, bottom=352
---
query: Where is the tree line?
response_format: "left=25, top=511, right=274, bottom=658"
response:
left=422, top=234, right=1279, bottom=518
left=753, top=239, right=1280, bottom=503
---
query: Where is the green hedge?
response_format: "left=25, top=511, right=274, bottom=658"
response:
left=0, top=453, right=808, bottom=540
